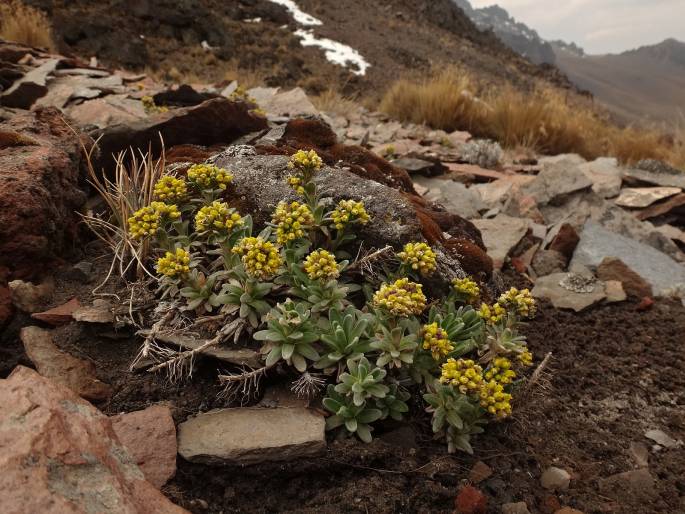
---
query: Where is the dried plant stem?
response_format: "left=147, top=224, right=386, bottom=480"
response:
left=522, top=351, right=552, bottom=394
left=147, top=332, right=223, bottom=373
left=218, top=365, right=271, bottom=404
left=347, top=245, right=394, bottom=273
left=129, top=307, right=178, bottom=370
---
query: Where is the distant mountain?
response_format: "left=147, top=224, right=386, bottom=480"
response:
left=452, top=0, right=556, bottom=65
left=552, top=38, right=685, bottom=123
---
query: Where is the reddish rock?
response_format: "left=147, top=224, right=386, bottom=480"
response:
left=542, top=495, right=562, bottom=514
left=111, top=405, right=177, bottom=489
left=31, top=297, right=81, bottom=326
left=549, top=223, right=580, bottom=262
left=0, top=366, right=187, bottom=514
left=596, top=257, right=653, bottom=298
left=636, top=296, right=655, bottom=311
left=8, top=278, right=55, bottom=313
left=469, top=461, right=493, bottom=483
left=0, top=108, right=87, bottom=279
left=20, top=326, right=112, bottom=401
left=554, top=509, right=585, bottom=514
left=455, top=485, right=487, bottom=514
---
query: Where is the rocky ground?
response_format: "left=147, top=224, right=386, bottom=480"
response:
left=1, top=40, right=685, bottom=514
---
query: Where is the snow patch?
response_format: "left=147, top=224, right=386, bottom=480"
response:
left=268, top=0, right=322, bottom=26
left=295, top=29, right=370, bottom=76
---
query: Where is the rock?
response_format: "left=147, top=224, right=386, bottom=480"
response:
left=177, top=407, right=326, bottom=465
left=501, top=502, right=531, bottom=514
left=598, top=469, right=656, bottom=501
left=20, top=326, right=112, bottom=401
left=63, top=261, right=94, bottom=283
left=548, top=223, right=580, bottom=261
left=596, top=257, right=653, bottom=298
left=634, top=192, right=685, bottom=221
left=629, top=442, right=649, bottom=467
left=444, top=162, right=509, bottom=182
left=8, top=278, right=55, bottom=312
left=253, top=87, right=318, bottom=117
left=604, top=281, right=627, bottom=303
left=72, top=299, right=115, bottom=324
left=111, top=405, right=177, bottom=488
left=471, top=176, right=535, bottom=209
left=0, top=108, right=87, bottom=279
left=391, top=157, right=441, bottom=175
left=655, top=224, right=685, bottom=245
left=554, top=509, right=584, bottom=514
left=523, top=158, right=592, bottom=205
left=644, top=429, right=681, bottom=449
left=416, top=178, right=485, bottom=218
left=66, top=95, right=147, bottom=129
left=636, top=296, right=655, bottom=311
left=614, top=187, right=681, bottom=208
left=571, top=221, right=685, bottom=296
left=455, top=485, right=487, bottom=514
left=469, top=461, right=493, bottom=483
left=0, top=285, right=13, bottom=327
left=93, top=98, right=268, bottom=174
left=31, top=297, right=81, bottom=325
left=0, top=366, right=187, bottom=514
left=626, top=161, right=685, bottom=189
left=532, top=273, right=606, bottom=312
left=532, top=249, right=567, bottom=277
left=472, top=215, right=529, bottom=269
left=540, top=466, right=571, bottom=491
left=0, top=58, right=58, bottom=108
left=35, top=74, right=125, bottom=109
left=578, top=157, right=623, bottom=198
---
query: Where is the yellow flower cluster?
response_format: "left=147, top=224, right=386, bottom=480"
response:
left=373, top=278, right=426, bottom=316
left=288, top=175, right=305, bottom=195
left=156, top=248, right=190, bottom=278
left=187, top=164, right=233, bottom=190
left=498, top=287, right=536, bottom=318
left=228, top=86, right=257, bottom=104
left=479, top=380, right=512, bottom=419
left=399, top=242, right=437, bottom=276
left=271, top=201, right=314, bottom=245
left=478, top=302, right=506, bottom=325
left=303, top=249, right=339, bottom=281
left=194, top=201, right=243, bottom=233
left=440, top=358, right=484, bottom=394
left=141, top=95, right=168, bottom=114
left=517, top=350, right=533, bottom=367
left=422, top=322, right=454, bottom=360
left=288, top=149, right=323, bottom=174
left=128, top=202, right=180, bottom=239
left=452, top=277, right=480, bottom=304
left=484, top=357, right=517, bottom=385
left=330, top=199, right=370, bottom=231
left=154, top=175, right=187, bottom=202
left=232, top=237, right=282, bottom=280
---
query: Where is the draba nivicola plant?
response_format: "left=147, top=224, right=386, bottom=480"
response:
left=124, top=149, right=537, bottom=453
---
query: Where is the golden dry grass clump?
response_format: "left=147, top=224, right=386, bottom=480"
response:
left=380, top=66, right=685, bottom=169
left=0, top=0, right=56, bottom=51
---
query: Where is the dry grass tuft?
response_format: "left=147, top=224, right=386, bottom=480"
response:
left=380, top=67, right=685, bottom=169
left=311, top=89, right=360, bottom=117
left=0, top=0, right=56, bottom=51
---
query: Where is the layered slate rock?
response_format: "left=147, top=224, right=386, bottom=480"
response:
left=177, top=407, right=325, bottom=465
left=0, top=366, right=188, bottom=514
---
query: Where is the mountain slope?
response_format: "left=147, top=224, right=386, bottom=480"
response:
left=553, top=39, right=685, bottom=123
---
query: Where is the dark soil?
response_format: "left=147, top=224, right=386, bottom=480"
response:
left=3, top=257, right=684, bottom=514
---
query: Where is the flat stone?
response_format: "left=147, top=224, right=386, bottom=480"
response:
left=111, top=405, right=177, bottom=488
left=0, top=366, right=187, bottom=514
left=390, top=157, right=438, bottom=175
left=444, top=162, right=509, bottom=181
left=655, top=224, right=685, bottom=245
left=578, top=157, right=623, bottom=198
left=472, top=215, right=529, bottom=269
left=469, top=461, right=493, bottom=483
left=614, top=187, right=681, bottom=208
left=253, top=87, right=318, bottom=117
left=532, top=273, right=606, bottom=312
left=31, top=297, right=81, bottom=325
left=597, top=257, right=652, bottom=298
left=571, top=221, right=685, bottom=296
left=416, top=178, right=485, bottom=218
left=522, top=161, right=592, bottom=205
left=66, top=95, right=146, bottom=129
left=72, top=299, right=115, bottom=323
left=604, top=281, right=627, bottom=303
left=554, top=509, right=585, bottom=514
left=8, top=278, right=55, bottom=313
left=20, top=326, right=112, bottom=401
left=471, top=176, right=535, bottom=209
left=501, top=502, right=531, bottom=514
left=149, top=332, right=261, bottom=367
left=177, top=407, right=326, bottom=465
left=635, top=192, right=685, bottom=221
left=598, top=469, right=656, bottom=501
left=532, top=249, right=567, bottom=277
left=629, top=442, right=649, bottom=467
left=540, top=466, right=571, bottom=491
left=625, top=165, right=685, bottom=189
left=644, top=429, right=681, bottom=449
left=0, top=58, right=58, bottom=108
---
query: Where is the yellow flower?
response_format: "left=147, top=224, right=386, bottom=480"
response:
left=398, top=242, right=436, bottom=276
left=479, top=380, right=513, bottom=419
left=303, top=249, right=339, bottom=281
left=373, top=278, right=426, bottom=317
left=232, top=236, right=282, bottom=280
left=141, top=95, right=168, bottom=114
left=478, top=302, right=506, bottom=325
left=287, top=175, right=305, bottom=195
left=187, top=164, right=233, bottom=190
left=156, top=248, right=190, bottom=278
left=498, top=287, right=536, bottom=318
left=330, top=199, right=370, bottom=231
left=288, top=149, right=323, bottom=174
left=452, top=277, right=480, bottom=304
left=127, top=202, right=180, bottom=240
left=271, top=201, right=314, bottom=245
left=153, top=175, right=187, bottom=202
left=422, top=322, right=454, bottom=360
left=517, top=350, right=533, bottom=367
left=194, top=201, right=243, bottom=234
left=484, top=357, right=517, bottom=385
left=440, top=358, right=484, bottom=394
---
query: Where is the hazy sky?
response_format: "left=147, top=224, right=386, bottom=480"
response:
left=470, top=0, right=685, bottom=54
